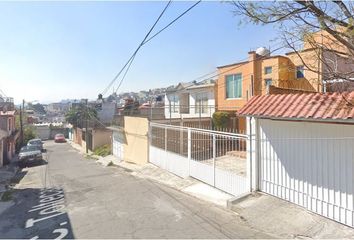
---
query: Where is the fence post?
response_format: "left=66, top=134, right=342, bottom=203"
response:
left=213, top=133, right=216, bottom=187
left=188, top=128, right=191, bottom=176
left=164, top=126, right=168, bottom=169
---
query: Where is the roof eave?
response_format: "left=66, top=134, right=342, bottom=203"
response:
left=239, top=114, right=354, bottom=124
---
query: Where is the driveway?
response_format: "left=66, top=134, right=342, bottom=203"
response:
left=0, top=141, right=272, bottom=239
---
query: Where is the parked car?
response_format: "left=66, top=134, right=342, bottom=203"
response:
left=27, top=138, right=44, bottom=151
left=54, top=134, right=66, bottom=143
left=19, top=145, right=43, bottom=167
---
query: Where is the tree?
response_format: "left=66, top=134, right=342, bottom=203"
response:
left=212, top=112, right=230, bottom=129
left=65, top=104, right=98, bottom=128
left=23, top=125, right=36, bottom=145
left=232, top=1, right=354, bottom=91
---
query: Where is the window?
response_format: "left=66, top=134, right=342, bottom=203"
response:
left=195, top=93, right=208, bottom=114
left=226, top=74, right=242, bottom=98
left=296, top=66, right=304, bottom=78
left=265, top=78, right=272, bottom=87
left=264, top=66, right=272, bottom=74
left=168, top=94, right=179, bottom=113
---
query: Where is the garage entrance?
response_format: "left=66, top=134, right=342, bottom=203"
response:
left=112, top=131, right=124, bottom=160
left=258, top=119, right=354, bottom=227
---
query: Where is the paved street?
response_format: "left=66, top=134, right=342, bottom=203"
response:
left=0, top=141, right=272, bottom=239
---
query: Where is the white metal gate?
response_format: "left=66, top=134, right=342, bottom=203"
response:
left=258, top=119, right=354, bottom=227
left=149, top=122, right=249, bottom=197
left=112, top=131, right=124, bottom=160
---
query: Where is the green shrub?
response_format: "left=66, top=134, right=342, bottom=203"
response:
left=93, top=144, right=111, bottom=157
left=23, top=126, right=36, bottom=145
left=212, top=112, right=230, bottom=129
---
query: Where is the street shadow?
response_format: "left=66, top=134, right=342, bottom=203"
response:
left=0, top=187, right=75, bottom=239
left=9, top=170, right=28, bottom=185
left=20, top=160, right=48, bottom=169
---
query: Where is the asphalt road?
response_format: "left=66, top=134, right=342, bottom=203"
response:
left=0, top=141, right=271, bottom=239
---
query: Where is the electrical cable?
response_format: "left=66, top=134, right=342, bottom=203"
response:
left=102, top=0, right=172, bottom=96
left=113, top=0, right=202, bottom=94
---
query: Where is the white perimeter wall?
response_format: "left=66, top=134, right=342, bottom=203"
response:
left=258, top=119, right=354, bottom=227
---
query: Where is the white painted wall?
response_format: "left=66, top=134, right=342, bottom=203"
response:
left=164, top=88, right=215, bottom=119
left=112, top=131, right=124, bottom=160
left=257, top=119, right=354, bottom=227
left=97, top=102, right=116, bottom=124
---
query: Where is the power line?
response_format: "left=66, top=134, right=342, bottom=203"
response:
left=102, top=0, right=172, bottom=96
left=142, top=0, right=202, bottom=45
left=108, top=0, right=202, bottom=96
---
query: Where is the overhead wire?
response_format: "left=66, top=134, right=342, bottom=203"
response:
left=102, top=0, right=172, bottom=96
left=111, top=0, right=202, bottom=95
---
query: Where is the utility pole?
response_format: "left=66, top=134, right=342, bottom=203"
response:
left=20, top=99, right=25, bottom=146
left=85, top=99, right=89, bottom=154
left=19, top=106, right=24, bottom=147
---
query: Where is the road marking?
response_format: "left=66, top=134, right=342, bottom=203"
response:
left=26, top=212, right=66, bottom=228
left=26, top=187, right=69, bottom=239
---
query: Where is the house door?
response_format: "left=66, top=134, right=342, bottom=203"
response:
left=258, top=119, right=354, bottom=228
left=112, top=131, right=124, bottom=160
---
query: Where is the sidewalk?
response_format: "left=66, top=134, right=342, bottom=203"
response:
left=0, top=162, right=19, bottom=193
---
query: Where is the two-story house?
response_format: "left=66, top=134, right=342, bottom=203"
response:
left=165, top=80, right=215, bottom=120
left=216, top=49, right=297, bottom=131
left=0, top=97, right=19, bottom=165
left=0, top=110, right=19, bottom=164
left=216, top=30, right=354, bottom=131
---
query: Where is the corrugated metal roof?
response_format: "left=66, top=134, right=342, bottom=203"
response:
left=238, top=91, right=354, bottom=122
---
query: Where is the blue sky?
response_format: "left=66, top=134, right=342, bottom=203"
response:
left=0, top=1, right=281, bottom=104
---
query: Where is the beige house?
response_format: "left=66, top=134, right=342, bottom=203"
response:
left=73, top=127, right=112, bottom=152
left=109, top=116, right=149, bottom=165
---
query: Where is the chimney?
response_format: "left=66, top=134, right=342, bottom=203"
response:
left=248, top=51, right=257, bottom=62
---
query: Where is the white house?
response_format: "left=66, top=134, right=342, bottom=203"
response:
left=239, top=91, right=354, bottom=228
left=164, top=80, right=215, bottom=119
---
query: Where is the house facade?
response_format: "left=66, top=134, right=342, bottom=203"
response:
left=215, top=30, right=354, bottom=131
left=0, top=110, right=19, bottom=164
left=0, top=130, right=6, bottom=167
left=216, top=50, right=303, bottom=131
left=164, top=81, right=215, bottom=119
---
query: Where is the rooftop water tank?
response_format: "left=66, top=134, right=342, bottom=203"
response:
left=256, top=47, right=270, bottom=57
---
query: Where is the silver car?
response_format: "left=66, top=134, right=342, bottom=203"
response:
left=27, top=139, right=44, bottom=151
left=19, top=145, right=43, bottom=166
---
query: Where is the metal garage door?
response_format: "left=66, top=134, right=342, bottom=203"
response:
left=112, top=131, right=124, bottom=160
left=259, top=119, right=354, bottom=227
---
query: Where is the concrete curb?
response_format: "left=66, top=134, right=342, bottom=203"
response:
left=226, top=192, right=252, bottom=209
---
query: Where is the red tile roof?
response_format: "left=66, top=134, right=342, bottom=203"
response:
left=238, top=91, right=354, bottom=122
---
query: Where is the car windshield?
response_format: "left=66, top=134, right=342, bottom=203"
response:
left=21, top=146, right=40, bottom=152
left=29, top=140, right=41, bottom=145
left=56, top=134, right=64, bottom=137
